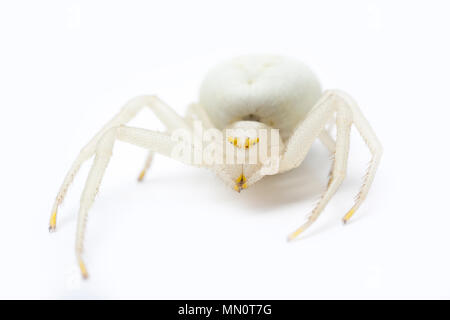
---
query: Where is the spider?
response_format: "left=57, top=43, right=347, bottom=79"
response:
left=50, top=55, right=382, bottom=278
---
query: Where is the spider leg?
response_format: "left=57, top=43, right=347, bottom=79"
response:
left=287, top=99, right=352, bottom=240
left=137, top=151, right=154, bottom=181
left=319, top=130, right=336, bottom=153
left=50, top=96, right=189, bottom=231
left=334, top=90, right=383, bottom=224
left=279, top=91, right=340, bottom=173
left=280, top=90, right=382, bottom=240
left=75, top=125, right=186, bottom=278
left=137, top=103, right=216, bottom=182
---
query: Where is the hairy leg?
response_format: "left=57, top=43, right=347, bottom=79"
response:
left=288, top=103, right=352, bottom=240
left=279, top=91, right=338, bottom=172
left=334, top=90, right=383, bottom=223
left=50, top=96, right=189, bottom=231
left=137, top=103, right=215, bottom=181
left=75, top=125, right=186, bottom=278
left=280, top=90, right=382, bottom=239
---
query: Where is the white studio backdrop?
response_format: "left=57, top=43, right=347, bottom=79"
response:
left=0, top=0, right=449, bottom=299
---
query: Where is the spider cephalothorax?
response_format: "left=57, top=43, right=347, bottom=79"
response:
left=50, top=55, right=382, bottom=278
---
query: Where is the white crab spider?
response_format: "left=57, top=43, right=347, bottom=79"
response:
left=50, top=55, right=382, bottom=278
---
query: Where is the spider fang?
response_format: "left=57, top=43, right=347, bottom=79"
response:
left=234, top=174, right=248, bottom=192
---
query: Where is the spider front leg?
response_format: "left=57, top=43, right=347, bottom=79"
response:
left=49, top=96, right=189, bottom=231
left=279, top=90, right=382, bottom=240
left=337, top=90, right=383, bottom=223
left=287, top=99, right=352, bottom=240
left=137, top=103, right=215, bottom=182
left=74, top=126, right=186, bottom=278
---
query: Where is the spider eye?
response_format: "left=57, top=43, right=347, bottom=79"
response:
left=227, top=136, right=238, bottom=146
left=227, top=136, right=259, bottom=149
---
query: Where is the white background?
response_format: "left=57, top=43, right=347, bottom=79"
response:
left=0, top=0, right=449, bottom=299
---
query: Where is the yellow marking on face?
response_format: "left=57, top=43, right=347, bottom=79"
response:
left=49, top=211, right=57, bottom=230
left=241, top=183, right=248, bottom=189
left=234, top=185, right=240, bottom=192
left=343, top=208, right=356, bottom=223
left=227, top=136, right=260, bottom=149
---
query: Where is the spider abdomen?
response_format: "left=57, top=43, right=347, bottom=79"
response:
left=199, top=55, right=322, bottom=140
